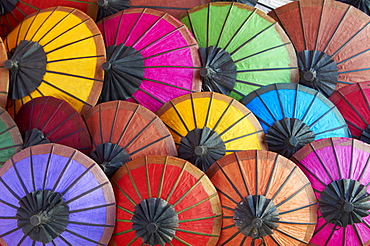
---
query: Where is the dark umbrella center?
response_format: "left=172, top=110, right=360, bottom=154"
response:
left=297, top=50, right=338, bottom=97
left=234, top=195, right=279, bottom=239
left=199, top=46, right=236, bottom=95
left=100, top=44, right=144, bottom=102
left=319, top=179, right=370, bottom=228
left=6, top=40, right=47, bottom=99
left=0, top=0, right=18, bottom=15
left=90, top=142, right=131, bottom=179
left=132, top=198, right=179, bottom=245
left=266, top=118, right=315, bottom=158
left=22, top=128, right=51, bottom=149
left=16, top=190, right=69, bottom=243
left=178, top=127, right=226, bottom=172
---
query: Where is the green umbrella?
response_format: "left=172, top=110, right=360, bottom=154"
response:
left=180, top=2, right=298, bottom=100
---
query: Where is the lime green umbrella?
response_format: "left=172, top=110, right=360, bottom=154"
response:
left=181, top=2, right=298, bottom=100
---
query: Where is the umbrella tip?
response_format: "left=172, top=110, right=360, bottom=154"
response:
left=200, top=68, right=211, bottom=78
left=30, top=215, right=41, bottom=226
left=303, top=70, right=316, bottom=82
left=98, top=0, right=108, bottom=7
left=4, top=59, right=16, bottom=70
left=194, top=145, right=207, bottom=156
left=288, top=136, right=299, bottom=147
left=102, top=61, right=112, bottom=71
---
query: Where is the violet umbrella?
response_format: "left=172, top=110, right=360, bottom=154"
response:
left=292, top=137, right=370, bottom=245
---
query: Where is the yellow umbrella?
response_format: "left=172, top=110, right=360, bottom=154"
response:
left=4, top=6, right=105, bottom=117
left=157, top=92, right=267, bottom=172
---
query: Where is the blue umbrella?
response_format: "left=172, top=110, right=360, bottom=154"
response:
left=241, top=83, right=350, bottom=158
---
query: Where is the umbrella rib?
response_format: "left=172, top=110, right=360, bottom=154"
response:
left=178, top=214, right=221, bottom=223
left=206, top=4, right=210, bottom=48
left=350, top=138, right=355, bottom=179
left=264, top=154, right=279, bottom=197
left=51, top=151, right=77, bottom=192
left=268, top=235, right=281, bottom=246
left=17, top=234, right=29, bottom=246
left=0, top=216, right=17, bottom=219
left=270, top=166, right=297, bottom=201
left=274, top=228, right=308, bottom=244
left=0, top=226, right=21, bottom=238
left=41, top=103, right=67, bottom=134
left=339, top=67, right=370, bottom=74
left=237, top=67, right=298, bottom=73
left=314, top=124, right=348, bottom=136
left=170, top=101, right=190, bottom=132
left=0, top=124, right=16, bottom=136
left=37, top=9, right=76, bottom=44
left=278, top=202, right=317, bottom=215
left=157, top=156, right=169, bottom=198
left=359, top=84, right=370, bottom=109
left=0, top=143, right=22, bottom=152
left=140, top=77, right=194, bottom=92
left=230, top=23, right=276, bottom=56
left=216, top=188, right=239, bottom=204
left=129, top=5, right=190, bottom=10
left=215, top=3, right=234, bottom=48
left=224, top=8, right=257, bottom=52
left=175, top=228, right=219, bottom=237
left=108, top=101, right=121, bottom=143
left=308, top=105, right=336, bottom=128
left=59, top=234, right=73, bottom=246
left=275, top=84, right=285, bottom=118
left=322, top=6, right=351, bottom=54
left=236, top=153, right=250, bottom=196
left=255, top=90, right=277, bottom=122
left=336, top=81, right=353, bottom=85
left=42, top=80, right=94, bottom=107
left=15, top=14, right=24, bottom=45
left=313, top=0, right=325, bottom=51
left=124, top=164, right=143, bottom=200
left=29, top=8, right=55, bottom=42
left=129, top=134, right=172, bottom=156
left=358, top=154, right=370, bottom=182
left=69, top=202, right=116, bottom=214
left=45, top=34, right=101, bottom=55
left=323, top=226, right=336, bottom=246
left=10, top=158, right=29, bottom=195
left=173, top=175, right=206, bottom=207
left=137, top=88, right=165, bottom=104
left=301, top=91, right=318, bottom=122
left=190, top=94, right=197, bottom=128
left=297, top=0, right=308, bottom=50
left=234, top=43, right=291, bottom=63
left=68, top=221, right=114, bottom=227
left=290, top=156, right=327, bottom=187
left=330, top=22, right=370, bottom=60
left=144, top=157, right=151, bottom=198
left=45, top=70, right=104, bottom=82
left=278, top=221, right=316, bottom=225
left=163, top=124, right=184, bottom=138
left=142, top=44, right=199, bottom=61
left=275, top=183, right=311, bottom=208
left=117, top=205, right=135, bottom=215
left=61, top=163, right=95, bottom=195
left=173, top=235, right=192, bottom=246
left=221, top=224, right=236, bottom=230
left=126, top=236, right=140, bottom=246
left=18, top=0, right=40, bottom=11
left=42, top=145, right=54, bottom=191
left=352, top=224, right=364, bottom=246
left=47, top=55, right=105, bottom=63
left=212, top=99, right=233, bottom=132
left=116, top=105, right=139, bottom=145
left=114, top=11, right=125, bottom=45
left=165, top=162, right=187, bottom=202
left=122, top=117, right=156, bottom=149
left=204, top=93, right=214, bottom=127
left=0, top=199, right=18, bottom=209
left=222, top=205, right=235, bottom=211
left=219, top=230, right=241, bottom=246
left=214, top=161, right=244, bottom=200
left=218, top=112, right=251, bottom=137
left=309, top=143, right=334, bottom=182
left=177, top=193, right=219, bottom=214
left=64, top=228, right=105, bottom=245
left=239, top=236, right=247, bottom=246
left=65, top=181, right=109, bottom=205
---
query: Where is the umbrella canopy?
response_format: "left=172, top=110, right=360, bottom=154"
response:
left=0, top=0, right=99, bottom=38
left=0, top=38, right=8, bottom=109
left=292, top=137, right=370, bottom=246
left=206, top=150, right=317, bottom=245
left=97, top=0, right=210, bottom=20
left=180, top=2, right=298, bottom=100
left=0, top=106, right=22, bottom=167
left=96, top=8, right=201, bottom=112
left=0, top=143, right=116, bottom=245
left=211, top=0, right=293, bottom=13
left=110, top=155, right=222, bottom=246
left=241, top=83, right=350, bottom=158
left=4, top=6, right=105, bottom=118
left=329, top=81, right=370, bottom=144
left=269, top=0, right=370, bottom=97
left=157, top=92, right=267, bottom=172
left=84, top=100, right=177, bottom=179
left=14, top=96, right=92, bottom=155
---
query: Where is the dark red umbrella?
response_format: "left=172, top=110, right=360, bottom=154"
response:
left=15, top=96, right=92, bottom=155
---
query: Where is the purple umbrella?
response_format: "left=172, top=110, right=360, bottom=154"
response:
left=0, top=143, right=116, bottom=245
left=292, top=137, right=370, bottom=245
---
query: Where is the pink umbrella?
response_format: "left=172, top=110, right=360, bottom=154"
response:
left=96, top=8, right=201, bottom=112
left=292, top=137, right=370, bottom=246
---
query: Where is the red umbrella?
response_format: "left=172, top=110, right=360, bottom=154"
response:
left=329, top=81, right=370, bottom=143
left=15, top=96, right=92, bottom=155
left=0, top=0, right=99, bottom=38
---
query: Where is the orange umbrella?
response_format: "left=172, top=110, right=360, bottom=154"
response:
left=0, top=38, right=8, bottom=108
left=207, top=150, right=317, bottom=245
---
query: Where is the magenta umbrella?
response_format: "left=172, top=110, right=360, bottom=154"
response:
left=292, top=137, right=370, bottom=245
left=96, top=8, right=201, bottom=112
